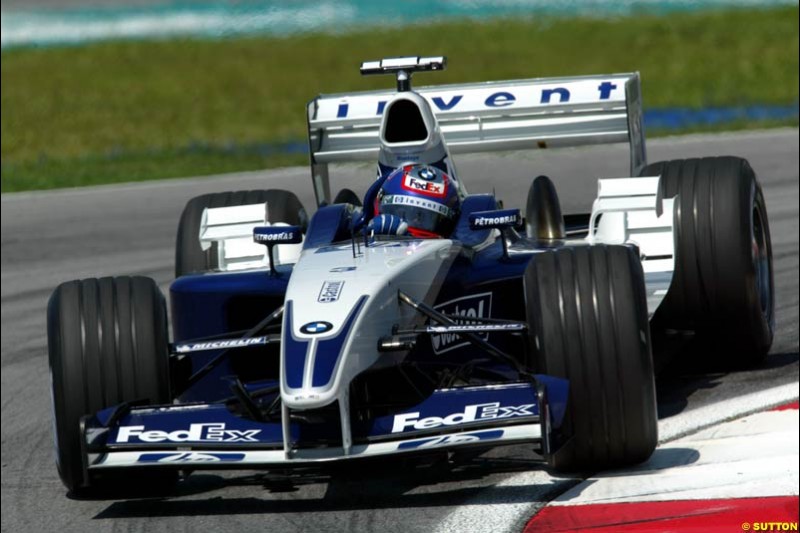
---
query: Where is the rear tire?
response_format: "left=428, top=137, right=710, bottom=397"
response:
left=524, top=245, right=657, bottom=471
left=333, top=188, right=362, bottom=206
left=175, top=189, right=308, bottom=277
left=48, top=276, right=173, bottom=494
left=641, top=157, right=774, bottom=367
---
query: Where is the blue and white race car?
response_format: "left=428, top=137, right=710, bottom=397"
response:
left=48, top=56, right=774, bottom=494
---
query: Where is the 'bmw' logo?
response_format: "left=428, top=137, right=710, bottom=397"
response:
left=418, top=167, right=436, bottom=180
left=300, top=321, right=333, bottom=335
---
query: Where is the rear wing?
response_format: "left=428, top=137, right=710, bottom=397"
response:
left=306, top=73, right=646, bottom=206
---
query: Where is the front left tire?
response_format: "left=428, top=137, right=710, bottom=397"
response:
left=48, top=276, right=173, bottom=493
left=175, top=189, right=308, bottom=277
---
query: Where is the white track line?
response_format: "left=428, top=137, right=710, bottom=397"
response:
left=659, top=382, right=800, bottom=442
left=434, top=381, right=800, bottom=533
left=551, top=407, right=799, bottom=505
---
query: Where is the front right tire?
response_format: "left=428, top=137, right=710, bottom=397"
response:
left=524, top=245, right=658, bottom=472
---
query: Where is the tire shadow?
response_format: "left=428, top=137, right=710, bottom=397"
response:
left=655, top=348, right=798, bottom=420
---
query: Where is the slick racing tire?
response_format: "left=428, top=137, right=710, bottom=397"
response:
left=48, top=277, right=173, bottom=494
left=641, top=157, right=774, bottom=367
left=333, top=188, right=362, bottom=207
left=524, top=245, right=658, bottom=472
left=175, top=189, right=308, bottom=277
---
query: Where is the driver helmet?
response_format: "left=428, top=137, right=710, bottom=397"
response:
left=375, top=165, right=460, bottom=238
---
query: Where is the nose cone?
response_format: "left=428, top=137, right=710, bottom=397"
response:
left=280, top=239, right=458, bottom=409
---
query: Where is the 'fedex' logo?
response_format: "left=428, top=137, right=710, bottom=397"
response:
left=403, top=175, right=445, bottom=197
left=116, top=423, right=261, bottom=443
left=391, top=402, right=536, bottom=433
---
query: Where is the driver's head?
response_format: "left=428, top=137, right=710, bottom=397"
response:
left=375, top=165, right=460, bottom=238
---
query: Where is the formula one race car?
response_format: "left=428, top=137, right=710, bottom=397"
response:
left=48, top=56, right=774, bottom=494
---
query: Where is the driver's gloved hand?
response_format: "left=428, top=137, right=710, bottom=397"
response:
left=368, top=214, right=408, bottom=236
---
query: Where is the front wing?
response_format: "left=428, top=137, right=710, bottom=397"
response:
left=82, top=377, right=567, bottom=472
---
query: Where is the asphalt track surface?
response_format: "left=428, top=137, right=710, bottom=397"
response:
left=1, top=129, right=798, bottom=533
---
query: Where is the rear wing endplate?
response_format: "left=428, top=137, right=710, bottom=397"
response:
left=306, top=73, right=646, bottom=205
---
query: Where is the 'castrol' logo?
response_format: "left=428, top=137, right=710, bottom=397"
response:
left=431, top=293, right=492, bottom=354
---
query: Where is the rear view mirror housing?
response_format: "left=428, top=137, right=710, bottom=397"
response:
left=253, top=225, right=303, bottom=275
left=468, top=209, right=523, bottom=231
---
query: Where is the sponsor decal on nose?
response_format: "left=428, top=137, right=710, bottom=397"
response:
left=300, top=321, right=333, bottom=334
left=318, top=281, right=345, bottom=303
left=329, top=266, right=357, bottom=272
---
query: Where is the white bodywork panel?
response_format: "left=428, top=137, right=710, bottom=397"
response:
left=310, top=75, right=643, bottom=165
left=376, top=91, right=462, bottom=192
left=587, top=176, right=676, bottom=315
left=199, top=203, right=303, bottom=272
left=279, top=238, right=458, bottom=455
left=307, top=72, right=646, bottom=205
left=281, top=239, right=457, bottom=410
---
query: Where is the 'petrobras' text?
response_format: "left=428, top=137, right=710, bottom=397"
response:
left=472, top=214, right=519, bottom=227
left=254, top=230, right=299, bottom=243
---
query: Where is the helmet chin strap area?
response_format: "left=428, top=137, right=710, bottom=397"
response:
left=407, top=226, right=441, bottom=239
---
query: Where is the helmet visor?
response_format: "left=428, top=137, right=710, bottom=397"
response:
left=380, top=194, right=456, bottom=236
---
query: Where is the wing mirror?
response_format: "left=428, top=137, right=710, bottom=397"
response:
left=468, top=209, right=523, bottom=231
left=253, top=225, right=303, bottom=276
left=468, top=209, right=522, bottom=259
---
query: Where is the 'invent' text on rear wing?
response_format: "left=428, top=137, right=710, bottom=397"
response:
left=306, top=73, right=646, bottom=206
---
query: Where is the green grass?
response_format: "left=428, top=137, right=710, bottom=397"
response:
left=1, top=150, right=308, bottom=191
left=2, top=6, right=798, bottom=192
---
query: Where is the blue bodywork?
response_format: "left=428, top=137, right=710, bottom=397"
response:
left=82, top=193, right=570, bottom=469
left=170, top=195, right=538, bottom=404
left=89, top=379, right=567, bottom=453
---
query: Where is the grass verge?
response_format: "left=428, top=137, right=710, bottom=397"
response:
left=2, top=6, right=798, bottom=192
